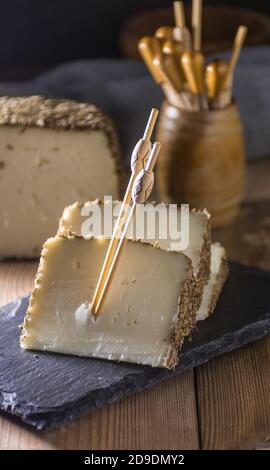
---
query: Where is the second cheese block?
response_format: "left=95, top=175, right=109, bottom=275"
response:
left=59, top=200, right=211, bottom=295
left=0, top=96, right=123, bottom=258
left=196, top=243, right=228, bottom=322
left=20, top=236, right=199, bottom=369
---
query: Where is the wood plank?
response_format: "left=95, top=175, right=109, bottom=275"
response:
left=0, top=261, right=37, bottom=307
left=0, top=372, right=199, bottom=450
left=47, top=372, right=199, bottom=450
left=196, top=337, right=270, bottom=449
left=0, top=415, right=53, bottom=450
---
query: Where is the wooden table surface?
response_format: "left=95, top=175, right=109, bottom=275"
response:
left=0, top=159, right=270, bottom=450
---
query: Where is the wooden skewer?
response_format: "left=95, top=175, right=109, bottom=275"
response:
left=138, top=36, right=177, bottom=102
left=159, top=49, right=183, bottom=94
left=173, top=1, right=192, bottom=49
left=163, top=39, right=185, bottom=58
left=92, top=142, right=161, bottom=315
left=174, top=1, right=185, bottom=29
left=162, top=38, right=195, bottom=109
left=209, top=26, right=247, bottom=110
left=161, top=40, right=194, bottom=108
left=206, top=59, right=231, bottom=110
left=154, top=57, right=191, bottom=109
left=138, top=36, right=163, bottom=84
left=155, top=26, right=174, bottom=43
left=211, top=88, right=231, bottom=110
left=152, top=55, right=178, bottom=93
left=192, top=0, right=202, bottom=52
left=91, top=109, right=159, bottom=315
left=181, top=51, right=205, bottom=93
left=153, top=54, right=187, bottom=107
left=181, top=50, right=208, bottom=110
left=153, top=55, right=188, bottom=108
left=143, top=108, right=159, bottom=141
left=206, top=59, right=229, bottom=98
left=223, top=25, right=247, bottom=90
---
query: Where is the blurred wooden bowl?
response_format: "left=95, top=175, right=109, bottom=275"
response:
left=120, top=6, right=270, bottom=58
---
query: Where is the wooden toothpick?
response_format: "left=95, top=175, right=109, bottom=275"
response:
left=143, top=108, right=159, bottom=141
left=223, top=25, right=247, bottom=90
left=173, top=1, right=192, bottom=49
left=138, top=37, right=177, bottom=102
left=91, top=110, right=159, bottom=316
left=93, top=142, right=161, bottom=316
left=209, top=25, right=247, bottom=110
left=206, top=59, right=231, bottom=109
left=181, top=50, right=208, bottom=110
left=153, top=54, right=182, bottom=94
left=155, top=26, right=174, bottom=43
left=174, top=1, right=185, bottom=29
left=206, top=59, right=229, bottom=98
left=192, top=0, right=202, bottom=52
left=138, top=36, right=164, bottom=84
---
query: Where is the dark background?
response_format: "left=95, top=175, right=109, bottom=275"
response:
left=0, top=0, right=270, bottom=80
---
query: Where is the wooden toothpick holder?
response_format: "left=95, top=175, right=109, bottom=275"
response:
left=156, top=100, right=246, bottom=227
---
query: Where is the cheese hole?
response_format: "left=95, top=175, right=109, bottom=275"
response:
left=37, top=158, right=50, bottom=169
left=112, top=312, right=121, bottom=323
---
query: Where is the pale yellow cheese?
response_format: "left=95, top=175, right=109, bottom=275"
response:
left=0, top=96, right=122, bottom=259
left=196, top=243, right=228, bottom=321
left=21, top=236, right=194, bottom=368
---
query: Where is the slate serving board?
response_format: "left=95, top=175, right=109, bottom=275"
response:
left=0, top=261, right=270, bottom=431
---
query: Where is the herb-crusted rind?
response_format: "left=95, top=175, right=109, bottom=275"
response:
left=0, top=95, right=114, bottom=131
left=192, top=207, right=211, bottom=296
left=165, top=258, right=200, bottom=369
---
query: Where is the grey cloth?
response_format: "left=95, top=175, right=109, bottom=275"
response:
left=0, top=46, right=269, bottom=163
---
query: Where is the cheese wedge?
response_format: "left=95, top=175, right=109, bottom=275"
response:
left=0, top=96, right=123, bottom=258
left=59, top=200, right=211, bottom=295
left=21, top=202, right=228, bottom=369
left=196, top=243, right=228, bottom=321
left=20, top=236, right=199, bottom=369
